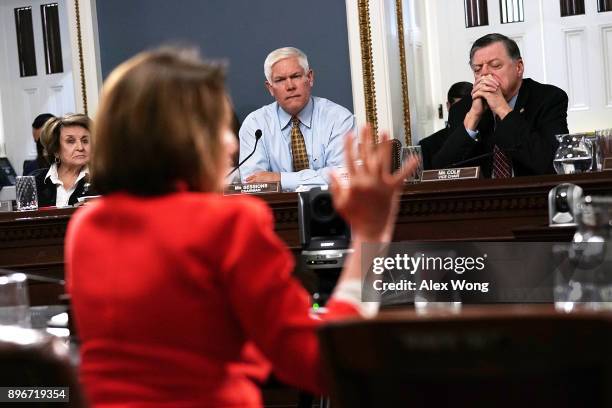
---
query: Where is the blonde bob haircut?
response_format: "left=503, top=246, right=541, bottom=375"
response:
left=92, top=47, right=227, bottom=196
left=40, top=113, right=91, bottom=162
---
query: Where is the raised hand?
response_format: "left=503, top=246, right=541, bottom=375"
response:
left=329, top=125, right=419, bottom=243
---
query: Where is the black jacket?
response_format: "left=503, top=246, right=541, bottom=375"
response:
left=419, top=126, right=449, bottom=171
left=32, top=167, right=94, bottom=207
left=432, top=78, right=569, bottom=177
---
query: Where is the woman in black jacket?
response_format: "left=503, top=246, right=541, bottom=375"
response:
left=33, top=114, right=94, bottom=207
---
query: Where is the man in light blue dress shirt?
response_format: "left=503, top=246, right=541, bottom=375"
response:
left=239, top=47, right=355, bottom=191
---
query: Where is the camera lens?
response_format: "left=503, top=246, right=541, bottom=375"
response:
left=311, top=193, right=335, bottom=223
left=555, top=186, right=570, bottom=213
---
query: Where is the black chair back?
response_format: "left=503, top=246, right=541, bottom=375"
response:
left=0, top=328, right=86, bottom=407
left=389, top=139, right=402, bottom=172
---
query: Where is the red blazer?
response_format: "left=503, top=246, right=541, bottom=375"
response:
left=65, top=192, right=357, bottom=407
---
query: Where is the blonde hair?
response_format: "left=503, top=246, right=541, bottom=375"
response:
left=92, top=47, right=227, bottom=195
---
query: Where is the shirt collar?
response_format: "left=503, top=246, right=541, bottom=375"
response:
left=278, top=97, right=314, bottom=130
left=45, top=163, right=89, bottom=186
left=44, top=163, right=60, bottom=185
left=508, top=93, right=518, bottom=109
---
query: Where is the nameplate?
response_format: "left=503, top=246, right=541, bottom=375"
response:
left=224, top=182, right=280, bottom=195
left=604, top=158, right=612, bottom=171
left=0, top=201, right=12, bottom=212
left=421, top=167, right=480, bottom=182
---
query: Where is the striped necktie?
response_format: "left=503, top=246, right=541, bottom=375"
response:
left=291, top=116, right=309, bottom=171
left=492, top=145, right=512, bottom=178
left=492, top=114, right=512, bottom=178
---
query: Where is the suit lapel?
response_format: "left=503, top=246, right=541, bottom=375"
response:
left=513, top=78, right=531, bottom=116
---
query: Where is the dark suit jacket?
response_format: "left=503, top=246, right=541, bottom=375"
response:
left=419, top=126, right=449, bottom=170
left=432, top=78, right=569, bottom=177
left=32, top=167, right=94, bottom=207
left=23, top=160, right=38, bottom=176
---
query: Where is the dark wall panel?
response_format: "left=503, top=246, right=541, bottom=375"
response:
left=96, top=0, right=354, bottom=121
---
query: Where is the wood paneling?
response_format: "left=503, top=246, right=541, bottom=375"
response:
left=564, top=28, right=590, bottom=110
left=3, top=172, right=612, bottom=304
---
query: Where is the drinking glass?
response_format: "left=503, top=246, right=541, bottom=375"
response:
left=0, top=273, right=31, bottom=328
left=412, top=250, right=461, bottom=315
left=555, top=196, right=612, bottom=312
left=402, top=146, right=424, bottom=182
left=414, top=284, right=462, bottom=315
left=595, top=128, right=612, bottom=171
left=15, top=176, right=38, bottom=211
left=553, top=134, right=593, bottom=174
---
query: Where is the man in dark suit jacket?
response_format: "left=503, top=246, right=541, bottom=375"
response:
left=419, top=82, right=472, bottom=170
left=432, top=33, right=569, bottom=177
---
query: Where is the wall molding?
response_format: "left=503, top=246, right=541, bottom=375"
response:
left=395, top=0, right=412, bottom=146
left=67, top=0, right=101, bottom=117
left=346, top=0, right=413, bottom=144
left=563, top=27, right=590, bottom=111
left=357, top=0, right=379, bottom=137
left=601, top=24, right=612, bottom=107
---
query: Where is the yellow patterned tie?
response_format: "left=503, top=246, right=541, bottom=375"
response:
left=291, top=116, right=309, bottom=171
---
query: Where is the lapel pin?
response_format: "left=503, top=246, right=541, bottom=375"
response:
left=520, top=108, right=525, bottom=114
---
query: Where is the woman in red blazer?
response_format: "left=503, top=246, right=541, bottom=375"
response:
left=65, top=48, right=417, bottom=407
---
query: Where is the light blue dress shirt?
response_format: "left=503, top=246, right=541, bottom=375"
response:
left=239, top=96, right=355, bottom=191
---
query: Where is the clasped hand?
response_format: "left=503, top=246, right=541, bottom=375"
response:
left=470, top=74, right=511, bottom=119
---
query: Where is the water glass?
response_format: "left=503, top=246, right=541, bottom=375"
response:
left=402, top=146, right=424, bottom=182
left=553, top=260, right=612, bottom=312
left=15, top=176, right=38, bottom=211
left=554, top=261, right=602, bottom=313
left=414, top=299, right=462, bottom=315
left=555, top=196, right=612, bottom=312
left=413, top=266, right=461, bottom=315
left=0, top=273, right=31, bottom=328
left=553, top=134, right=593, bottom=175
left=595, top=128, right=612, bottom=171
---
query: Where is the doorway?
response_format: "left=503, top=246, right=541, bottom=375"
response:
left=0, top=0, right=76, bottom=176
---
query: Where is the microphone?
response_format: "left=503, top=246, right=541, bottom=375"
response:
left=448, top=151, right=494, bottom=168
left=227, top=129, right=262, bottom=177
left=447, top=148, right=517, bottom=168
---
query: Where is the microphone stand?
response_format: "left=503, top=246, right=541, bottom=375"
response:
left=448, top=151, right=495, bottom=168
left=448, top=148, right=517, bottom=168
left=227, top=130, right=262, bottom=177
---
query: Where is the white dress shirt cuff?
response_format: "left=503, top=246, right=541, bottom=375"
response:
left=331, top=278, right=379, bottom=318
